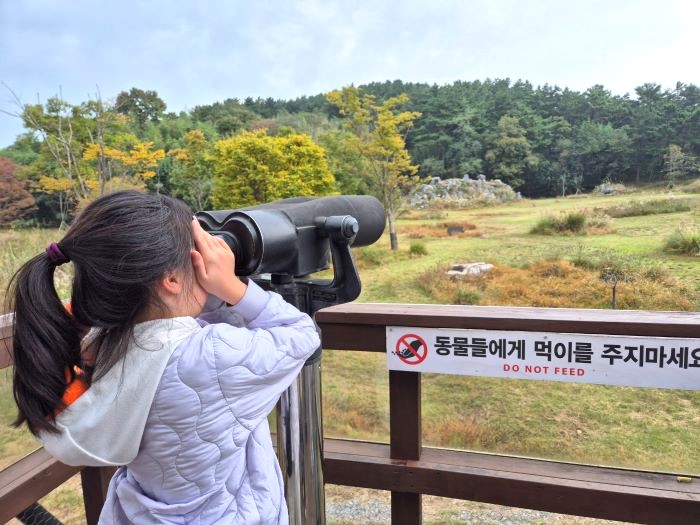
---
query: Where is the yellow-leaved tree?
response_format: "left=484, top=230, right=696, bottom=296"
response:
left=82, top=140, right=164, bottom=196
left=326, top=87, right=421, bottom=250
left=20, top=96, right=164, bottom=218
left=211, top=130, right=338, bottom=209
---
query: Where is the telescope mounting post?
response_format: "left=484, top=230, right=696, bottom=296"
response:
left=253, top=215, right=361, bottom=525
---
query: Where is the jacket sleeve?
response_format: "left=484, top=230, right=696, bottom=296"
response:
left=206, top=280, right=320, bottom=431
left=196, top=288, right=244, bottom=327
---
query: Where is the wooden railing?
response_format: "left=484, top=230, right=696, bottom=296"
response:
left=2, top=305, right=700, bottom=524
left=316, top=304, right=700, bottom=525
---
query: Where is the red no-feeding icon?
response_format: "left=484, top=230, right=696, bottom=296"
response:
left=395, top=334, right=428, bottom=365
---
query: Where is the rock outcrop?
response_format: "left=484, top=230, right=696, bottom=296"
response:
left=409, top=174, right=518, bottom=208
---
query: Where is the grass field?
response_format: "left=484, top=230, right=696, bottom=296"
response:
left=1, top=188, right=699, bottom=522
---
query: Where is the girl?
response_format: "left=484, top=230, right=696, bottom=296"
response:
left=9, top=190, right=320, bottom=524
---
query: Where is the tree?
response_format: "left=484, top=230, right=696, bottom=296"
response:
left=317, top=130, right=373, bottom=194
left=568, top=121, right=631, bottom=191
left=0, top=133, right=41, bottom=166
left=19, top=96, right=112, bottom=220
left=629, top=83, right=674, bottom=183
left=327, top=87, right=421, bottom=250
left=0, top=157, right=36, bottom=227
left=663, top=144, right=698, bottom=187
left=600, top=261, right=635, bottom=310
left=557, top=136, right=583, bottom=195
left=211, top=130, right=338, bottom=209
left=484, top=116, right=538, bottom=189
left=407, top=86, right=483, bottom=179
left=170, top=130, right=215, bottom=211
left=18, top=95, right=165, bottom=217
left=5, top=77, right=699, bottom=208
left=115, top=88, right=167, bottom=126
left=82, top=140, right=164, bottom=197
left=191, top=98, right=260, bottom=136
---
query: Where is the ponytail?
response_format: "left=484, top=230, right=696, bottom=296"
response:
left=8, top=248, right=82, bottom=436
left=8, top=190, right=195, bottom=436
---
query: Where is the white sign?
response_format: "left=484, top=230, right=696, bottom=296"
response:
left=386, top=327, right=700, bottom=390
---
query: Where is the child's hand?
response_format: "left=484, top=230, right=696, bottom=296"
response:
left=191, top=218, right=247, bottom=305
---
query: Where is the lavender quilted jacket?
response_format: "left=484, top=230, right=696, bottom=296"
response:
left=41, top=281, right=320, bottom=524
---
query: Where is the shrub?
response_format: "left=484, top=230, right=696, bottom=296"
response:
left=531, top=212, right=584, bottom=234
left=570, top=244, right=599, bottom=270
left=640, top=266, right=674, bottom=285
left=352, top=244, right=412, bottom=269
left=454, top=286, right=481, bottom=304
left=529, top=216, right=556, bottom=235
left=409, top=241, right=428, bottom=256
left=663, top=225, right=700, bottom=256
left=353, top=246, right=385, bottom=268
left=11, top=217, right=41, bottom=229
left=530, top=210, right=610, bottom=235
left=563, top=211, right=587, bottom=232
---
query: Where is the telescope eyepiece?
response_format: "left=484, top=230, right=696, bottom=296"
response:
left=213, top=231, right=240, bottom=259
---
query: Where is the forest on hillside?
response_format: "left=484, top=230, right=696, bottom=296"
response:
left=1, top=79, right=698, bottom=226
left=209, top=79, right=700, bottom=193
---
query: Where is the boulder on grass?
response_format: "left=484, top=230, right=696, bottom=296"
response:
left=446, top=262, right=494, bottom=278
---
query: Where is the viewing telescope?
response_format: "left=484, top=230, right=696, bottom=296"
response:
left=195, top=195, right=386, bottom=277
left=196, top=195, right=386, bottom=525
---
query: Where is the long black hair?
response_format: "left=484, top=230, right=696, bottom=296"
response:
left=7, top=190, right=194, bottom=436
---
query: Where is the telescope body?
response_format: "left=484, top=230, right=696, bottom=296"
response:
left=196, top=195, right=386, bottom=276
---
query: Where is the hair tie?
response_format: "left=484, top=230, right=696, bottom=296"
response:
left=46, top=242, right=70, bottom=265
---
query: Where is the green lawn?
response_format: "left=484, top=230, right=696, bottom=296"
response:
left=353, top=191, right=700, bottom=303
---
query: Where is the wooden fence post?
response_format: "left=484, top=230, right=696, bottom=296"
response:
left=389, top=370, right=422, bottom=525
left=81, top=466, right=116, bottom=525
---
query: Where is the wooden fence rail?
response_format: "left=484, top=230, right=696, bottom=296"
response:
left=1, top=305, right=699, bottom=524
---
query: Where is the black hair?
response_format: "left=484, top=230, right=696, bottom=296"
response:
left=7, top=190, right=194, bottom=435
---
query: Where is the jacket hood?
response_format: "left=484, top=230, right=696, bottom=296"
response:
left=39, top=317, right=200, bottom=467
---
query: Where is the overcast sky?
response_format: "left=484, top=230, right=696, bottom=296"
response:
left=1, top=0, right=698, bottom=147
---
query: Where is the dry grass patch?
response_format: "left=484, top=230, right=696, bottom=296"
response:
left=399, top=209, right=448, bottom=220
left=423, top=410, right=500, bottom=449
left=416, top=259, right=694, bottom=310
left=401, top=221, right=480, bottom=239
